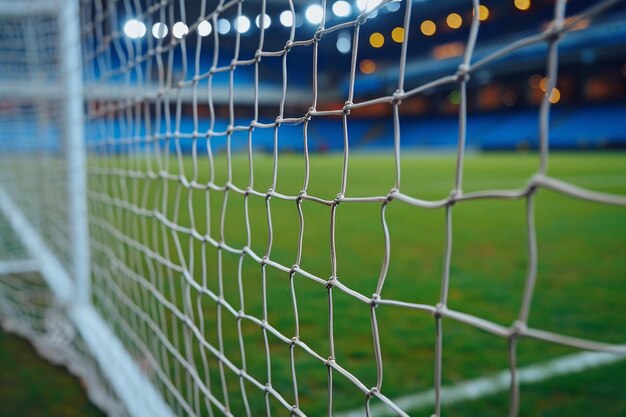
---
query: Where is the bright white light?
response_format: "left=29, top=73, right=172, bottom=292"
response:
left=357, top=0, right=383, bottom=12
left=368, top=0, right=383, bottom=11
left=197, top=20, right=212, bottom=36
left=336, top=31, right=351, bottom=54
left=151, top=22, right=168, bottom=39
left=255, top=14, right=271, bottom=29
left=332, top=1, right=351, bottom=17
left=217, top=19, right=230, bottom=34
left=279, top=10, right=294, bottom=27
left=235, top=16, right=251, bottom=33
left=172, top=22, right=188, bottom=38
left=384, top=1, right=401, bottom=13
left=124, top=19, right=146, bottom=39
left=305, top=5, right=324, bottom=24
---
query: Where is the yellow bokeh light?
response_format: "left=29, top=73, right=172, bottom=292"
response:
left=539, top=77, right=550, bottom=92
left=478, top=5, right=489, bottom=21
left=548, top=88, right=561, bottom=104
left=420, top=20, right=436, bottom=36
left=514, top=0, right=531, bottom=11
left=446, top=13, right=463, bottom=29
left=391, top=27, right=405, bottom=43
left=369, top=32, right=384, bottom=48
left=360, top=59, right=376, bottom=74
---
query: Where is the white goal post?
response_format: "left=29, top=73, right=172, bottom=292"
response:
left=0, top=1, right=171, bottom=416
left=0, top=1, right=625, bottom=417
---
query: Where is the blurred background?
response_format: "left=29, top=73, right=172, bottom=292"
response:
left=1, top=0, right=625, bottom=416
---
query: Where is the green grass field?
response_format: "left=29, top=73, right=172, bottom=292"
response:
left=85, top=151, right=625, bottom=416
left=3, top=151, right=623, bottom=417
left=0, top=330, right=106, bottom=417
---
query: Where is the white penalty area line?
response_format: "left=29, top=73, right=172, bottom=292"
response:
left=336, top=349, right=626, bottom=417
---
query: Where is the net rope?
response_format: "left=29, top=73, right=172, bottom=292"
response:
left=1, top=0, right=625, bottom=416
left=81, top=0, right=625, bottom=416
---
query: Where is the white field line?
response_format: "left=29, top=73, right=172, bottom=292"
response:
left=336, top=349, right=626, bottom=417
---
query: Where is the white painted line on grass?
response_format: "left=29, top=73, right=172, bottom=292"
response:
left=336, top=349, right=625, bottom=417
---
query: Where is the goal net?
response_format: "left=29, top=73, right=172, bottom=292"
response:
left=0, top=0, right=625, bottom=416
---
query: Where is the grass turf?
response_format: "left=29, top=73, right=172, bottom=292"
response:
left=11, top=151, right=622, bottom=416
left=84, top=150, right=626, bottom=416
left=0, top=330, right=106, bottom=417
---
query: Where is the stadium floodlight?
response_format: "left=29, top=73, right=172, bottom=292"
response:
left=305, top=5, right=324, bottom=24
left=255, top=13, right=271, bottom=29
left=217, top=18, right=230, bottom=34
left=332, top=1, right=352, bottom=17
left=172, top=21, right=188, bottom=38
left=279, top=10, right=294, bottom=27
left=356, top=0, right=383, bottom=13
left=197, top=20, right=212, bottom=36
left=123, top=19, right=146, bottom=39
left=384, top=1, right=401, bottom=13
left=336, top=30, right=351, bottom=53
left=151, top=22, right=168, bottom=39
left=234, top=15, right=250, bottom=33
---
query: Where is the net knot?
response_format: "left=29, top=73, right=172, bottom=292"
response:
left=546, top=26, right=562, bottom=43
left=237, top=310, right=245, bottom=319
left=290, top=336, right=299, bottom=346
left=325, top=276, right=337, bottom=289
left=254, top=49, right=262, bottom=61
left=314, top=28, right=324, bottom=42
left=448, top=188, right=461, bottom=205
left=456, top=64, right=470, bottom=82
left=334, top=193, right=344, bottom=206
left=370, top=293, right=380, bottom=308
left=297, top=189, right=307, bottom=201
left=261, top=256, right=269, bottom=266
left=266, top=188, right=274, bottom=200
left=264, top=383, right=272, bottom=393
left=289, top=264, right=299, bottom=275
left=434, top=303, right=446, bottom=318
left=366, top=387, right=379, bottom=399
left=510, top=320, right=527, bottom=337
left=387, top=188, right=398, bottom=202
left=392, top=89, right=404, bottom=105
left=357, top=13, right=369, bottom=25
left=284, top=41, right=293, bottom=53
left=325, top=356, right=336, bottom=366
left=342, top=101, right=353, bottom=115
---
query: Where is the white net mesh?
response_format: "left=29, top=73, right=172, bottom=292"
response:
left=1, top=0, right=625, bottom=416
left=0, top=9, right=73, bottom=272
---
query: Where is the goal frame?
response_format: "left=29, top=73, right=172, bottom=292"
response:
left=0, top=1, right=173, bottom=416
